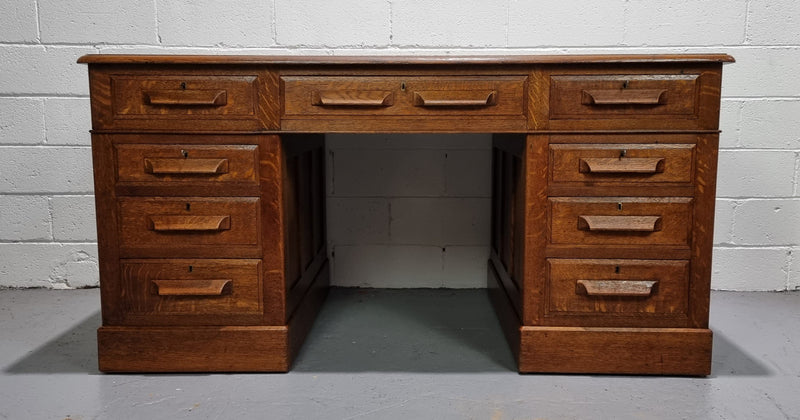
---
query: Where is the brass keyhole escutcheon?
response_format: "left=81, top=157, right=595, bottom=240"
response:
left=180, top=81, right=187, bottom=90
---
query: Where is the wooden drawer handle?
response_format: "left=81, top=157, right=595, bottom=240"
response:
left=144, top=158, right=229, bottom=175
left=577, top=215, right=662, bottom=232
left=576, top=280, right=658, bottom=297
left=152, top=279, right=233, bottom=296
left=312, top=90, right=394, bottom=107
left=413, top=90, right=497, bottom=107
left=579, top=157, right=665, bottom=174
left=149, top=215, right=231, bottom=232
left=581, top=89, right=666, bottom=105
left=145, top=90, right=228, bottom=106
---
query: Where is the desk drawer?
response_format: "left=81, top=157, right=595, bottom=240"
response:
left=116, top=144, right=259, bottom=185
left=547, top=258, right=688, bottom=317
left=120, top=259, right=263, bottom=325
left=282, top=76, right=526, bottom=117
left=549, top=197, right=692, bottom=246
left=106, top=73, right=262, bottom=130
left=549, top=73, right=700, bottom=120
left=119, top=197, right=260, bottom=252
left=550, top=143, right=695, bottom=184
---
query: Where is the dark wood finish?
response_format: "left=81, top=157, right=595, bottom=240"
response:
left=82, top=54, right=729, bottom=375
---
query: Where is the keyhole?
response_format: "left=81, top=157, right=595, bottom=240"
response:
left=622, top=80, right=629, bottom=89
left=615, top=266, right=620, bottom=274
left=617, top=202, right=623, bottom=211
left=186, top=203, right=191, bottom=211
left=619, top=149, right=627, bottom=158
left=180, top=82, right=187, bottom=90
left=188, top=265, right=193, bottom=273
left=401, top=82, right=406, bottom=91
left=181, top=149, right=188, bottom=158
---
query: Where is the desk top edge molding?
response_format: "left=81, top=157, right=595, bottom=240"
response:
left=77, top=53, right=735, bottom=65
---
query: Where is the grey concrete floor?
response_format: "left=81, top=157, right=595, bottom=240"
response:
left=0, top=288, right=798, bottom=420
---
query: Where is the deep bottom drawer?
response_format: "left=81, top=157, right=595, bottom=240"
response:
left=547, top=258, right=689, bottom=318
left=119, top=259, right=263, bottom=325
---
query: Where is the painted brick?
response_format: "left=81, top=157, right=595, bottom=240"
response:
left=442, top=246, right=489, bottom=288
left=509, top=1, right=625, bottom=47
left=390, top=198, right=490, bottom=246
left=0, top=147, right=94, bottom=193
left=722, top=48, right=800, bottom=97
left=747, top=0, right=800, bottom=45
left=327, top=197, right=389, bottom=245
left=39, top=0, right=154, bottom=44
left=716, top=151, right=796, bottom=198
left=332, top=149, right=444, bottom=197
left=718, top=100, right=741, bottom=149
left=0, top=46, right=94, bottom=96
left=275, top=0, right=390, bottom=47
left=624, top=0, right=747, bottom=46
left=0, top=98, right=45, bottom=145
left=326, top=133, right=491, bottom=150
left=51, top=195, right=97, bottom=241
left=0, top=196, right=52, bottom=241
left=332, top=245, right=443, bottom=288
left=738, top=100, right=800, bottom=149
left=714, top=199, right=737, bottom=245
left=731, top=199, right=800, bottom=246
left=712, top=247, right=789, bottom=291
left=44, top=98, right=91, bottom=146
left=157, top=0, right=273, bottom=47
left=0, top=243, right=99, bottom=288
left=0, top=1, right=38, bottom=42
left=444, top=150, right=492, bottom=197
left=789, top=248, right=800, bottom=290
left=392, top=0, right=506, bottom=47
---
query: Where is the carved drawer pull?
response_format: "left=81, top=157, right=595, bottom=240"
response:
left=581, top=89, right=666, bottom=105
left=577, top=215, right=662, bottom=232
left=413, top=90, right=497, bottom=107
left=579, top=157, right=665, bottom=174
left=312, top=90, right=394, bottom=107
left=576, top=280, right=658, bottom=297
left=144, top=90, right=228, bottom=106
left=152, top=279, right=233, bottom=296
left=144, top=158, right=229, bottom=175
left=149, top=215, right=231, bottom=232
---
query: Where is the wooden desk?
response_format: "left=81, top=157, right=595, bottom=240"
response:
left=79, top=54, right=733, bottom=375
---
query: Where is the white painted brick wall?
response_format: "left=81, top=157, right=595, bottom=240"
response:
left=0, top=0, right=798, bottom=291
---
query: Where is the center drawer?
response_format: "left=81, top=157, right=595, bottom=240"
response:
left=118, top=197, right=261, bottom=257
left=282, top=76, right=527, bottom=117
left=549, top=197, right=692, bottom=246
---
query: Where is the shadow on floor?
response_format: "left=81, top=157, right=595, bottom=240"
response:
left=5, top=311, right=101, bottom=375
left=710, top=331, right=772, bottom=377
left=292, top=288, right=517, bottom=373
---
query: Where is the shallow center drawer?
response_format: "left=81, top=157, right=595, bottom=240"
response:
left=282, top=76, right=527, bottom=117
left=120, top=259, right=263, bottom=325
left=118, top=197, right=260, bottom=251
left=550, top=143, right=695, bottom=184
left=549, top=197, right=692, bottom=246
left=547, top=258, right=688, bottom=316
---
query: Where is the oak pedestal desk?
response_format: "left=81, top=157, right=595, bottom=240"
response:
left=79, top=54, right=734, bottom=375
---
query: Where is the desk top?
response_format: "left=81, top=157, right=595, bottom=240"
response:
left=78, top=53, right=735, bottom=65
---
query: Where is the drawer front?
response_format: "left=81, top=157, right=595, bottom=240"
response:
left=549, top=74, right=700, bottom=120
left=282, top=76, right=527, bottom=117
left=120, top=259, right=263, bottom=325
left=109, top=74, right=260, bottom=129
left=116, top=144, right=259, bottom=185
left=550, top=143, right=695, bottom=184
left=119, top=197, right=260, bottom=249
left=549, top=197, right=692, bottom=246
left=547, top=259, right=688, bottom=316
